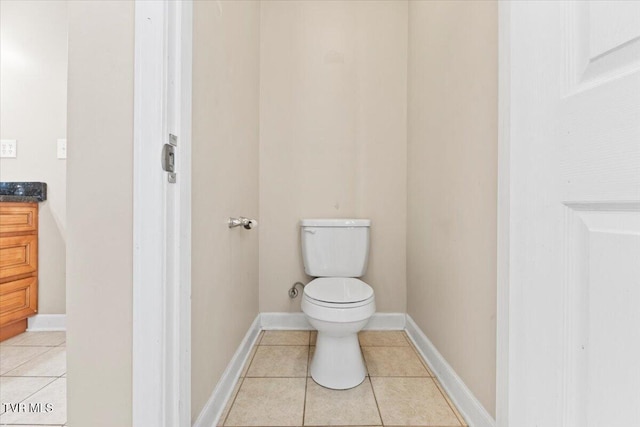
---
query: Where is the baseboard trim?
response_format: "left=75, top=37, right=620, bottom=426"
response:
left=364, top=312, right=406, bottom=330
left=192, top=314, right=262, bottom=427
left=260, top=312, right=406, bottom=330
left=27, top=314, right=66, bottom=331
left=260, top=312, right=312, bottom=330
left=405, top=314, right=496, bottom=427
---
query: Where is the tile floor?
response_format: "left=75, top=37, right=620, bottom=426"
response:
left=0, top=331, right=66, bottom=426
left=219, top=330, right=468, bottom=427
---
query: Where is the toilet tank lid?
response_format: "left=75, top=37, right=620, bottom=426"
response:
left=300, top=219, right=371, bottom=227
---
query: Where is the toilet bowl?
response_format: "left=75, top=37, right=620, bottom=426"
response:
left=299, top=218, right=376, bottom=389
left=301, top=277, right=375, bottom=389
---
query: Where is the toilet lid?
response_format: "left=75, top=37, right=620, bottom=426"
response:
left=304, top=278, right=374, bottom=304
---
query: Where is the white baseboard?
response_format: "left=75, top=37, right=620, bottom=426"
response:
left=363, top=312, right=406, bottom=330
left=260, top=312, right=406, bottom=330
left=27, top=314, right=66, bottom=331
left=192, top=315, right=262, bottom=427
left=260, top=312, right=312, bottom=330
left=405, top=314, right=496, bottom=427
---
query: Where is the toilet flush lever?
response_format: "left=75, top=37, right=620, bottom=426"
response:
left=228, top=217, right=257, bottom=230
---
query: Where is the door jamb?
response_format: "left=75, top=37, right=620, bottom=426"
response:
left=496, top=2, right=511, bottom=427
left=132, top=1, right=192, bottom=426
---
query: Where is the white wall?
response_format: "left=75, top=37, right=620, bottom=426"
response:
left=191, top=0, right=261, bottom=421
left=66, top=1, right=134, bottom=425
left=259, top=0, right=408, bottom=313
left=0, top=0, right=67, bottom=314
left=407, top=0, right=498, bottom=417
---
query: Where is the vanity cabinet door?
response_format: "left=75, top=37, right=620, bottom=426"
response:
left=0, top=276, right=38, bottom=325
left=0, top=203, right=38, bottom=235
left=0, top=235, right=38, bottom=280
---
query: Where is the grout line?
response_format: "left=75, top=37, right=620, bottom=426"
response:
left=241, top=346, right=259, bottom=378
left=301, top=364, right=309, bottom=425
left=432, top=377, right=468, bottom=427
left=221, top=344, right=256, bottom=427
left=222, top=333, right=264, bottom=426
left=221, top=375, right=245, bottom=427
left=404, top=336, right=435, bottom=377
left=364, top=346, right=384, bottom=427
left=0, top=346, right=58, bottom=377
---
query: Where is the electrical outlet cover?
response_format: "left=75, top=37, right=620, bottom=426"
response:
left=0, top=139, right=17, bottom=158
left=57, top=138, right=67, bottom=159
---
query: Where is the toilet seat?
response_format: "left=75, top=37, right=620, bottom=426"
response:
left=304, top=277, right=373, bottom=305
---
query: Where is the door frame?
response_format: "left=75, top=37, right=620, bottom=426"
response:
left=496, top=2, right=510, bottom=426
left=132, top=1, right=192, bottom=426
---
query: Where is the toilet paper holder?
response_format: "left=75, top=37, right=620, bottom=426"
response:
left=228, top=217, right=257, bottom=230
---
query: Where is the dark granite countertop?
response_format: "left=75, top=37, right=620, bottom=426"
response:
left=0, top=182, right=47, bottom=203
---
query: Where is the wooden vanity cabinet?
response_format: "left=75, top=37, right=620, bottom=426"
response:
left=0, top=202, right=39, bottom=341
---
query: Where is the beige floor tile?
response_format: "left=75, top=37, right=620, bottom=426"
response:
left=259, top=330, right=310, bottom=346
left=224, top=377, right=305, bottom=426
left=371, top=377, right=460, bottom=426
left=217, top=379, right=243, bottom=426
left=4, top=347, right=66, bottom=377
left=304, top=377, right=382, bottom=426
left=246, top=346, right=308, bottom=377
left=0, top=378, right=66, bottom=425
left=362, top=347, right=430, bottom=377
left=0, top=346, right=52, bottom=375
left=0, top=332, right=65, bottom=347
left=0, top=377, right=57, bottom=414
left=433, top=379, right=468, bottom=426
left=310, top=330, right=317, bottom=345
left=358, top=331, right=409, bottom=347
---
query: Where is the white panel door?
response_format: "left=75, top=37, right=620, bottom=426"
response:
left=508, top=1, right=640, bottom=426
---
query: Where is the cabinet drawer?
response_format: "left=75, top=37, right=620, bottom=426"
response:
left=0, top=203, right=38, bottom=235
left=0, top=235, right=38, bottom=280
left=0, top=276, right=37, bottom=325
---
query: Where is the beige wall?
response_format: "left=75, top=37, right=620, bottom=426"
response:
left=259, top=0, right=408, bottom=313
left=407, top=0, right=498, bottom=417
left=66, top=1, right=134, bottom=426
left=0, top=0, right=67, bottom=314
left=191, top=0, right=261, bottom=421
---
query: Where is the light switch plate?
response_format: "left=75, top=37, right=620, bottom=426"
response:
left=0, top=139, right=17, bottom=158
left=57, top=138, right=67, bottom=159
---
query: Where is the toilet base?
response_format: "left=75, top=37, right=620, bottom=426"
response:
left=310, top=332, right=366, bottom=389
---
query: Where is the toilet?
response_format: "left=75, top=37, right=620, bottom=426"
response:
left=300, top=218, right=375, bottom=390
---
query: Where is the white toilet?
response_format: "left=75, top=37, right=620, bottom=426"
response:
left=300, top=218, right=376, bottom=390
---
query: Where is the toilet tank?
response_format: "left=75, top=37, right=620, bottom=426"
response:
left=300, top=219, right=371, bottom=277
